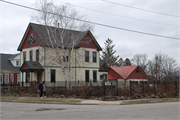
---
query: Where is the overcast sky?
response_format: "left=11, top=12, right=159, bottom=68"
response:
left=0, top=0, right=179, bottom=65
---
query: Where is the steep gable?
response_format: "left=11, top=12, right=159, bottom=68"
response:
left=77, top=32, right=102, bottom=50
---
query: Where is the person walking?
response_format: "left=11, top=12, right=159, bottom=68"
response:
left=43, top=81, right=46, bottom=98
left=38, top=81, right=43, bottom=98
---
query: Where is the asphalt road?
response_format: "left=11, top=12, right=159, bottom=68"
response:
left=0, top=102, right=179, bottom=120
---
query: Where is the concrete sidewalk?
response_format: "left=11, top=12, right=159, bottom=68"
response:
left=71, top=98, right=124, bottom=105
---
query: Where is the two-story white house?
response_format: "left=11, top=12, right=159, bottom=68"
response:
left=17, top=23, right=109, bottom=85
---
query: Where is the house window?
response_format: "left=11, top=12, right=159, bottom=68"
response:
left=28, top=33, right=36, bottom=44
left=29, top=51, right=33, bottom=61
left=26, top=72, right=30, bottom=83
left=0, top=74, right=3, bottom=83
left=136, top=69, right=139, bottom=73
left=93, top=52, right=97, bottom=63
left=63, top=56, right=68, bottom=62
left=51, top=69, right=56, bottom=83
left=85, top=51, right=89, bottom=62
left=16, top=61, right=19, bottom=66
left=85, top=41, right=90, bottom=45
left=17, top=74, right=20, bottom=83
left=23, top=52, right=26, bottom=62
left=5, top=74, right=9, bottom=84
left=85, top=70, right=89, bottom=82
left=100, top=75, right=103, bottom=80
left=10, top=74, right=14, bottom=83
left=36, top=50, right=39, bottom=62
left=93, top=70, right=97, bottom=82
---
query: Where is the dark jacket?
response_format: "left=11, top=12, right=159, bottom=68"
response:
left=38, top=83, right=43, bottom=90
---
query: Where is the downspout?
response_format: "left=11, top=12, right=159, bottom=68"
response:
left=75, top=49, right=77, bottom=86
left=44, top=48, right=46, bottom=81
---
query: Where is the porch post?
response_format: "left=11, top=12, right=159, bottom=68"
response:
left=22, top=72, right=23, bottom=87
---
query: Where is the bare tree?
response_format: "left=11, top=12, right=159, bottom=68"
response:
left=147, top=53, right=178, bottom=82
left=131, top=54, right=148, bottom=72
left=32, top=0, right=93, bottom=90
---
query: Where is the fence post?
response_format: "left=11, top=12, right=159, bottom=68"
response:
left=130, top=80, right=132, bottom=96
left=164, top=81, right=166, bottom=93
left=104, top=79, right=105, bottom=96
left=142, top=80, right=144, bottom=96
left=26, top=81, right=27, bottom=94
left=154, top=80, right=156, bottom=94
left=116, top=80, right=118, bottom=96
left=54, top=81, right=55, bottom=94
left=175, top=81, right=177, bottom=95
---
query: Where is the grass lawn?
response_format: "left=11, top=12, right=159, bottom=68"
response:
left=121, top=98, right=180, bottom=105
left=1, top=96, right=81, bottom=103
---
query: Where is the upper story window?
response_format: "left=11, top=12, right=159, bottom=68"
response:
left=63, top=56, right=68, bottom=62
left=36, top=50, right=39, bottom=62
left=28, top=33, right=36, bottom=44
left=0, top=74, right=3, bottom=84
left=85, top=41, right=90, bottom=45
left=23, top=52, right=26, bottom=62
left=16, top=61, right=19, bottom=66
left=85, top=51, right=89, bottom=62
left=29, top=51, right=33, bottom=61
left=51, top=69, right=56, bottom=83
left=93, top=52, right=97, bottom=63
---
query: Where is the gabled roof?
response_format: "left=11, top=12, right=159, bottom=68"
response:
left=8, top=53, right=20, bottom=60
left=18, top=23, right=102, bottom=51
left=19, top=61, right=44, bottom=72
left=109, top=65, right=146, bottom=79
left=108, top=73, right=116, bottom=80
left=0, top=53, right=20, bottom=71
left=99, top=58, right=109, bottom=72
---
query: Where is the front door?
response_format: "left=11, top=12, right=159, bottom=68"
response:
left=37, top=71, right=42, bottom=83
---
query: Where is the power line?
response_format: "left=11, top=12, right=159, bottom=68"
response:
left=55, top=0, right=179, bottom=27
left=1, top=0, right=179, bottom=40
left=102, top=0, right=180, bottom=18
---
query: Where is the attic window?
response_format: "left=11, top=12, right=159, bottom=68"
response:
left=85, top=41, right=90, bottom=45
left=136, top=69, right=139, bottom=73
left=28, top=33, right=36, bottom=44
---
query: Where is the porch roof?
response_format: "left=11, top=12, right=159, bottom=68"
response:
left=19, top=61, right=44, bottom=72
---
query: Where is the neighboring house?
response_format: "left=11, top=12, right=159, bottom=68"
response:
left=108, top=65, right=148, bottom=85
left=0, top=53, right=21, bottom=84
left=17, top=23, right=109, bottom=85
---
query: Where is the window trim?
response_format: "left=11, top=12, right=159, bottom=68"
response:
left=29, top=51, right=33, bottom=61
left=0, top=74, right=3, bottom=84
left=93, top=70, right=97, bottom=82
left=5, top=74, right=9, bottom=84
left=92, top=52, right=97, bottom=63
left=51, top=69, right=56, bottom=83
left=16, top=61, right=19, bottom=66
left=85, top=70, right=89, bottom=82
left=36, top=49, right=39, bottom=62
left=63, top=56, right=68, bottom=62
left=10, top=74, right=14, bottom=83
left=17, top=74, right=20, bottom=83
left=23, top=51, right=26, bottom=62
left=85, top=51, right=89, bottom=62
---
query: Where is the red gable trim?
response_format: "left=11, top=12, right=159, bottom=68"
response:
left=77, top=32, right=102, bottom=50
left=18, top=24, right=42, bottom=51
left=23, top=64, right=29, bottom=69
left=101, top=66, right=106, bottom=70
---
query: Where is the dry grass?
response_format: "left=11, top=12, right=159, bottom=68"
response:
left=1, top=96, right=81, bottom=103
left=121, top=98, right=180, bottom=105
